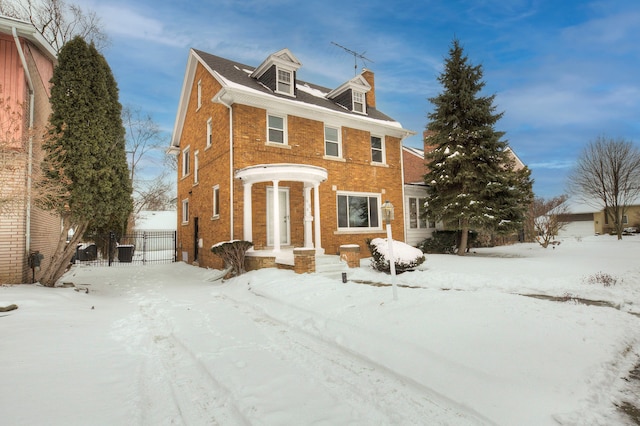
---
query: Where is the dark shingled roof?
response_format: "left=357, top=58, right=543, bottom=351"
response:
left=193, top=49, right=397, bottom=124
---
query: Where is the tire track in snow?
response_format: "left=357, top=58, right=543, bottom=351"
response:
left=121, top=292, right=250, bottom=426
left=220, top=292, right=494, bottom=425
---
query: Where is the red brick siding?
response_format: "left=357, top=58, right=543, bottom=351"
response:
left=176, top=65, right=405, bottom=268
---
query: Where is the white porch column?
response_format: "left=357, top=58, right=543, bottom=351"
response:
left=313, top=183, right=323, bottom=253
left=243, top=182, right=253, bottom=242
left=303, top=185, right=313, bottom=248
left=272, top=180, right=280, bottom=252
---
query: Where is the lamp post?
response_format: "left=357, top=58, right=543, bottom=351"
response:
left=381, top=200, right=398, bottom=301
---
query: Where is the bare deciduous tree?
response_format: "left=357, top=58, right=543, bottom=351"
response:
left=0, top=0, right=108, bottom=52
left=0, top=94, right=28, bottom=214
left=527, top=196, right=569, bottom=248
left=568, top=136, right=640, bottom=240
left=122, top=105, right=175, bottom=216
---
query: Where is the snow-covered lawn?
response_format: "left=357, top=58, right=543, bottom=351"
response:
left=1, top=235, right=639, bottom=425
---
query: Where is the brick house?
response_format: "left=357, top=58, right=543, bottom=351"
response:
left=169, top=48, right=414, bottom=270
left=0, top=16, right=59, bottom=283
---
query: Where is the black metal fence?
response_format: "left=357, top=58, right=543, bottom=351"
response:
left=73, top=231, right=177, bottom=266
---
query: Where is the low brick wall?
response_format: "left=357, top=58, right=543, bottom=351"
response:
left=293, top=248, right=315, bottom=274
left=245, top=254, right=276, bottom=271
left=339, top=244, right=361, bottom=268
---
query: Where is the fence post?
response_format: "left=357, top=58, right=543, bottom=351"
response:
left=143, top=231, right=147, bottom=265
left=108, top=231, right=115, bottom=266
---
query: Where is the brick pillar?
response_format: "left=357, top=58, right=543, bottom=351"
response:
left=339, top=244, right=360, bottom=268
left=293, top=248, right=316, bottom=274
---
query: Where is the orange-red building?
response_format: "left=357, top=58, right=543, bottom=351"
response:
left=170, top=48, right=415, bottom=269
left=0, top=16, right=59, bottom=283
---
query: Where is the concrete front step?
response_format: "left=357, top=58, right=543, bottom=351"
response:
left=315, top=254, right=348, bottom=275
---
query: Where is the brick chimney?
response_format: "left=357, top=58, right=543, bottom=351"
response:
left=362, top=69, right=376, bottom=109
left=423, top=130, right=437, bottom=155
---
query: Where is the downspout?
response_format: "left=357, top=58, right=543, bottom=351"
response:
left=213, top=90, right=234, bottom=240
left=12, top=28, right=35, bottom=256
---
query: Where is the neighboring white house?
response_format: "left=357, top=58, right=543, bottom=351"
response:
left=135, top=211, right=177, bottom=232
left=133, top=211, right=177, bottom=253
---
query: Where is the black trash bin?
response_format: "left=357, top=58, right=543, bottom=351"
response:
left=117, top=245, right=134, bottom=262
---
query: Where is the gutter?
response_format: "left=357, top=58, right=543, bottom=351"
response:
left=212, top=89, right=234, bottom=240
left=12, top=27, right=35, bottom=256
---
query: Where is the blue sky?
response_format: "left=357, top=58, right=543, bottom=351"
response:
left=77, top=0, right=640, bottom=198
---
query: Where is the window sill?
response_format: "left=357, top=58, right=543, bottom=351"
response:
left=211, top=215, right=220, bottom=221
left=266, top=142, right=291, bottom=149
left=369, top=162, right=388, bottom=167
left=334, top=229, right=385, bottom=235
left=323, top=155, right=346, bottom=162
left=181, top=221, right=189, bottom=226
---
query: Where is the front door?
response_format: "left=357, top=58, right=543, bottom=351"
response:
left=266, top=187, right=290, bottom=246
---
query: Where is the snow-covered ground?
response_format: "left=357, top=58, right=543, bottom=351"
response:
left=1, top=235, right=639, bottom=425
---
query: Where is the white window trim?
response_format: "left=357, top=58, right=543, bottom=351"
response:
left=407, top=196, right=432, bottom=229
left=182, top=198, right=189, bottom=224
left=370, top=134, right=385, bottom=164
left=267, top=112, right=287, bottom=145
left=324, top=124, right=342, bottom=158
left=193, top=150, right=199, bottom=184
left=212, top=185, right=220, bottom=219
left=276, top=67, right=294, bottom=96
left=206, top=118, right=212, bottom=148
left=336, top=191, right=382, bottom=232
left=182, top=146, right=191, bottom=177
left=352, top=91, right=365, bottom=114
left=197, top=80, right=202, bottom=110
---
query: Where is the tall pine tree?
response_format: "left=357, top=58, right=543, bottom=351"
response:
left=424, top=39, right=533, bottom=255
left=38, top=36, right=132, bottom=285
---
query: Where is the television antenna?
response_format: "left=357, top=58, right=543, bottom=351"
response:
left=331, top=42, right=373, bottom=75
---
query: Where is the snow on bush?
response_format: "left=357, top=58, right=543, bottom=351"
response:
left=366, top=238, right=425, bottom=274
left=211, top=240, right=253, bottom=276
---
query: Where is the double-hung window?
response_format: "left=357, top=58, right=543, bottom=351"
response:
left=371, top=135, right=384, bottom=163
left=193, top=150, right=199, bottom=184
left=182, top=199, right=189, bottom=224
left=277, top=69, right=293, bottom=95
left=182, top=146, right=190, bottom=177
left=337, top=192, right=381, bottom=230
left=324, top=125, right=341, bottom=157
left=212, top=185, right=220, bottom=218
left=267, top=113, right=286, bottom=144
left=206, top=118, right=212, bottom=148
left=408, top=197, right=433, bottom=229
left=352, top=91, right=365, bottom=113
left=197, top=80, right=202, bottom=109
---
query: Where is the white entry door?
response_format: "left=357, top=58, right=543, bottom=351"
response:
left=267, top=187, right=290, bottom=246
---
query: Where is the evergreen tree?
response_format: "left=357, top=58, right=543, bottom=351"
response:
left=38, top=36, right=132, bottom=286
left=424, top=39, right=533, bottom=255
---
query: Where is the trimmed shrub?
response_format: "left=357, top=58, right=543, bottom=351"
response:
left=366, top=238, right=425, bottom=274
left=418, top=230, right=478, bottom=254
left=211, top=240, right=253, bottom=277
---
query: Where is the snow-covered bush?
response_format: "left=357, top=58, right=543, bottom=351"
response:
left=366, top=238, right=425, bottom=274
left=210, top=240, right=253, bottom=277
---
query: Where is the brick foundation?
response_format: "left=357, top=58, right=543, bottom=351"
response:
left=339, top=244, right=361, bottom=268
left=293, top=248, right=315, bottom=274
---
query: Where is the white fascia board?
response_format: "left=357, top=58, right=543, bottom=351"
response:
left=215, top=75, right=413, bottom=138
left=171, top=50, right=227, bottom=148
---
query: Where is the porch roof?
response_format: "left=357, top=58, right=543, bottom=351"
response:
left=235, top=163, right=327, bottom=185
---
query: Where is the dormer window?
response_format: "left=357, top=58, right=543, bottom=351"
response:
left=353, top=91, right=365, bottom=113
left=326, top=74, right=371, bottom=115
left=277, top=69, right=293, bottom=95
left=250, top=49, right=302, bottom=97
